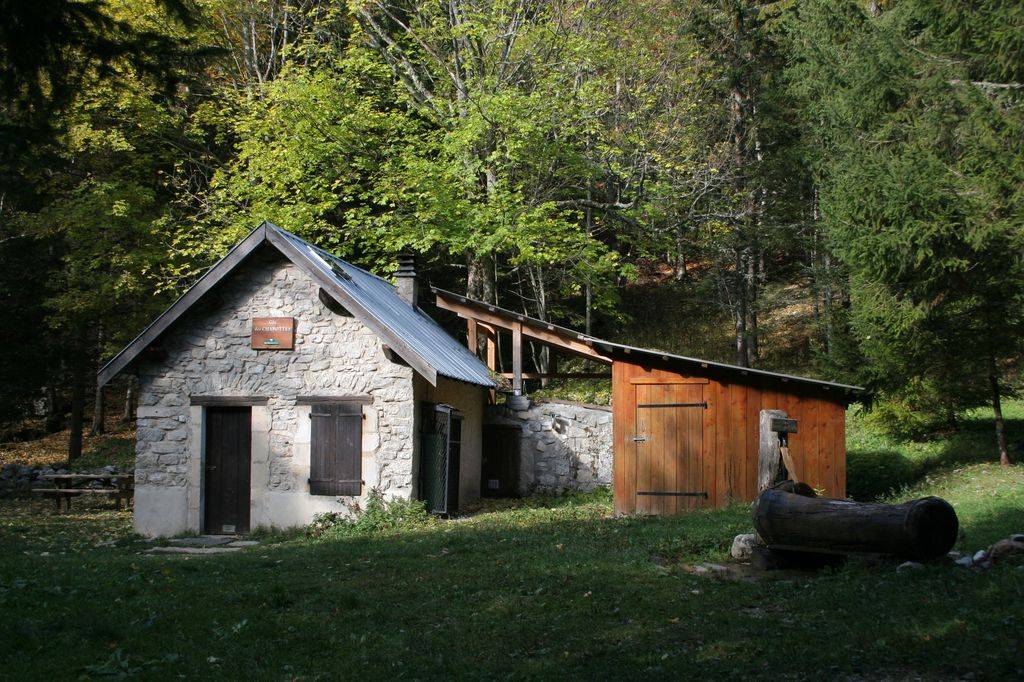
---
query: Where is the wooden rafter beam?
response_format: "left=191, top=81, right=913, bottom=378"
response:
left=498, top=372, right=611, bottom=380
left=434, top=289, right=612, bottom=364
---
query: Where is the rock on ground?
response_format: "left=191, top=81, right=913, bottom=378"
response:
left=730, top=533, right=759, bottom=560
left=987, top=539, right=1024, bottom=565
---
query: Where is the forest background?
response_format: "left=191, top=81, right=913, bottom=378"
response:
left=1, top=0, right=1021, bottom=463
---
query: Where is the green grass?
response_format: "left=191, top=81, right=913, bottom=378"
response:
left=2, top=474, right=1023, bottom=679
left=847, top=400, right=1024, bottom=501
left=72, top=433, right=136, bottom=470
left=1, top=409, right=1022, bottom=679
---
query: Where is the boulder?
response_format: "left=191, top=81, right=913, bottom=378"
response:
left=730, top=533, right=759, bottom=560
left=987, top=539, right=1024, bottom=565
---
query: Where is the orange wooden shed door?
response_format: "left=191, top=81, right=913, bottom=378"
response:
left=634, top=384, right=707, bottom=514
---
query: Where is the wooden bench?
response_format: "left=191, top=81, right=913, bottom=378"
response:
left=33, top=474, right=134, bottom=512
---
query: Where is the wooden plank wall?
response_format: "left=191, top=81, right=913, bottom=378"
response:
left=612, top=361, right=848, bottom=515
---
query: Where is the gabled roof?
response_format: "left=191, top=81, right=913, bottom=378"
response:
left=432, top=287, right=862, bottom=398
left=98, top=222, right=495, bottom=388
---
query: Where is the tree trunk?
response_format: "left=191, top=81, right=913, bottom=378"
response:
left=753, top=489, right=959, bottom=560
left=734, top=249, right=749, bottom=367
left=989, top=361, right=1011, bottom=465
left=525, top=265, right=550, bottom=384
left=89, top=381, right=105, bottom=436
left=121, top=377, right=134, bottom=424
left=585, top=178, right=594, bottom=333
left=467, top=151, right=498, bottom=303
left=822, top=250, right=834, bottom=352
left=90, top=325, right=105, bottom=435
left=44, top=384, right=63, bottom=434
left=585, top=283, right=592, bottom=336
left=674, top=224, right=687, bottom=281
left=68, top=363, right=85, bottom=464
left=746, top=247, right=759, bottom=366
left=466, top=252, right=495, bottom=303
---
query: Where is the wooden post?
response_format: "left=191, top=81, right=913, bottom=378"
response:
left=467, top=318, right=478, bottom=356
left=757, top=409, right=787, bottom=491
left=485, top=327, right=497, bottom=405
left=511, top=322, right=523, bottom=397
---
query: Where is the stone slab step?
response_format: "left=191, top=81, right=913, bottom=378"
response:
left=168, top=535, right=237, bottom=548
left=147, top=546, right=242, bottom=555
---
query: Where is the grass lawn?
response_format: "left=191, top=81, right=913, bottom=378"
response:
left=1, top=409, right=1022, bottom=679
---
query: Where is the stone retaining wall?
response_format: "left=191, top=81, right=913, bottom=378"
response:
left=485, top=399, right=613, bottom=494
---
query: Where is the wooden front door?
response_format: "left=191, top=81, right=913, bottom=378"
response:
left=634, top=384, right=706, bottom=514
left=203, top=406, right=252, bottom=534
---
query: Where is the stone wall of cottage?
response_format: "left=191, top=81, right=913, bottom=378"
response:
left=135, top=247, right=416, bottom=511
left=485, top=399, right=613, bottom=494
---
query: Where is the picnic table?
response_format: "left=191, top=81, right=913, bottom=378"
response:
left=34, top=474, right=134, bottom=512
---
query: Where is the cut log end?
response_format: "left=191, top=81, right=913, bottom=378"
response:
left=905, top=497, right=959, bottom=560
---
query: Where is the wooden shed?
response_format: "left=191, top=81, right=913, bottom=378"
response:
left=433, top=289, right=861, bottom=516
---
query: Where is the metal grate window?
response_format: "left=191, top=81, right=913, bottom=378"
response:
left=419, top=403, right=462, bottom=515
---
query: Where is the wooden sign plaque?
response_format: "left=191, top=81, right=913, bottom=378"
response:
left=252, top=317, right=295, bottom=350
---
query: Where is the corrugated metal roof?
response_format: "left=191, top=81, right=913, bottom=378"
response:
left=583, top=337, right=863, bottom=393
left=271, top=226, right=495, bottom=388
left=432, top=286, right=861, bottom=395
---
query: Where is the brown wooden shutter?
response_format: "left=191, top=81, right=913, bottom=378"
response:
left=309, top=402, right=362, bottom=496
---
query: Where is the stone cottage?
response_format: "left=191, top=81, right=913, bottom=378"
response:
left=99, top=222, right=494, bottom=537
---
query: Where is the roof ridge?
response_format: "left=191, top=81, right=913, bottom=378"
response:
left=264, top=222, right=395, bottom=289
left=99, top=221, right=494, bottom=389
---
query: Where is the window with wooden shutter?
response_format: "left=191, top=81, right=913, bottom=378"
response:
left=309, top=402, right=362, bottom=496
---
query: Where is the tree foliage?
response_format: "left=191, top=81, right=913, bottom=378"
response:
left=2, top=0, right=1022, bottom=462
left=785, top=0, right=1023, bottom=446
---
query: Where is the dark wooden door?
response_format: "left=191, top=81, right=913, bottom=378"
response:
left=634, top=384, right=706, bottom=514
left=481, top=424, right=520, bottom=497
left=204, top=406, right=252, bottom=534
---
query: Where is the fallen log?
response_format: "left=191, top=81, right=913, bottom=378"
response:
left=753, top=490, right=959, bottom=561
